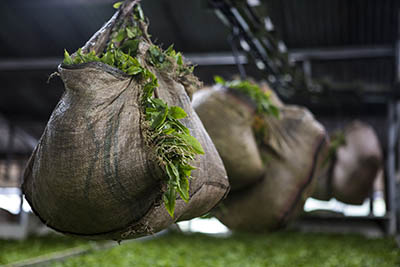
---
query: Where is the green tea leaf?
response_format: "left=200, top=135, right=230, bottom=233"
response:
left=176, top=52, right=183, bottom=66
left=269, top=105, right=280, bottom=118
left=143, top=82, right=156, bottom=100
left=163, top=186, right=176, bottom=218
left=214, top=75, right=226, bottom=85
left=115, top=28, right=126, bottom=43
left=126, top=27, right=135, bottom=39
left=176, top=133, right=204, bottom=155
left=151, top=106, right=168, bottom=130
left=150, top=98, right=168, bottom=109
left=169, top=120, right=190, bottom=134
left=126, top=65, right=143, bottom=75
left=63, top=49, right=73, bottom=65
left=162, top=128, right=176, bottom=135
left=165, top=44, right=175, bottom=55
left=169, top=106, right=187, bottom=119
left=222, top=78, right=280, bottom=118
left=177, top=176, right=189, bottom=202
left=120, top=39, right=140, bottom=55
left=180, top=164, right=196, bottom=177
left=134, top=4, right=145, bottom=21
left=101, top=51, right=115, bottom=66
left=113, top=1, right=122, bottom=9
left=168, top=162, right=180, bottom=182
left=165, top=162, right=175, bottom=181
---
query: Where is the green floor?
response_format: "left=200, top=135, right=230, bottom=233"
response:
left=1, top=231, right=399, bottom=267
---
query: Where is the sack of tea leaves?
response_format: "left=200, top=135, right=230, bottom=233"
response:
left=194, top=78, right=328, bottom=231
left=192, top=86, right=265, bottom=191
left=22, top=1, right=229, bottom=241
left=331, top=121, right=382, bottom=205
left=311, top=162, right=334, bottom=201
left=311, top=132, right=346, bottom=201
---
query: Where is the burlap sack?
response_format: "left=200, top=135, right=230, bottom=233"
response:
left=311, top=160, right=334, bottom=201
left=192, top=87, right=264, bottom=191
left=22, top=1, right=229, bottom=240
left=194, top=84, right=328, bottom=231
left=215, top=104, right=328, bottom=231
left=332, top=121, right=382, bottom=205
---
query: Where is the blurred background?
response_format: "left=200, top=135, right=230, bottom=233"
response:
left=1, top=0, right=400, bottom=266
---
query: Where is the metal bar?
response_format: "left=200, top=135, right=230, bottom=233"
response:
left=369, top=194, right=374, bottom=216
left=229, top=28, right=247, bottom=79
left=186, top=53, right=248, bottom=66
left=302, top=60, right=312, bottom=87
left=0, top=54, right=249, bottom=70
left=396, top=10, right=400, bottom=83
left=289, top=46, right=394, bottom=62
left=0, top=45, right=393, bottom=71
left=390, top=9, right=400, bottom=236
left=0, top=58, right=61, bottom=71
left=386, top=101, right=399, bottom=235
left=4, top=122, right=15, bottom=182
left=7, top=0, right=116, bottom=8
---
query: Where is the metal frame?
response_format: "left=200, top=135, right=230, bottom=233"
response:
left=0, top=115, right=38, bottom=239
left=208, top=0, right=298, bottom=96
left=386, top=101, right=400, bottom=235
left=208, top=0, right=400, bottom=236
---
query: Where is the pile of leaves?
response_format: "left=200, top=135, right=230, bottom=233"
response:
left=214, top=76, right=280, bottom=150
left=63, top=3, right=203, bottom=217
left=322, top=131, right=346, bottom=167
left=214, top=76, right=279, bottom=118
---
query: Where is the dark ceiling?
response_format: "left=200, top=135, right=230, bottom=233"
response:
left=0, top=0, right=398, bottom=140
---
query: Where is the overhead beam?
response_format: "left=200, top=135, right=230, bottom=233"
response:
left=0, top=58, right=61, bottom=71
left=289, top=46, right=394, bottom=62
left=0, top=54, right=248, bottom=70
left=0, top=45, right=395, bottom=71
left=8, top=0, right=115, bottom=8
left=186, top=52, right=248, bottom=66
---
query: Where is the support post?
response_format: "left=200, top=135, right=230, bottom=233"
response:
left=386, top=101, right=399, bottom=235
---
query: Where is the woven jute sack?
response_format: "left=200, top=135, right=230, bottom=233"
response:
left=215, top=104, right=328, bottom=231
left=194, top=84, right=328, bottom=231
left=22, top=1, right=229, bottom=240
left=311, top=160, right=334, bottom=201
left=332, top=121, right=382, bottom=205
left=192, top=87, right=264, bottom=191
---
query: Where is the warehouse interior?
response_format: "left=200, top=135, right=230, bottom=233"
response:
left=1, top=0, right=400, bottom=265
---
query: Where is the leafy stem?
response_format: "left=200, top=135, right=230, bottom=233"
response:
left=62, top=3, right=203, bottom=217
left=214, top=76, right=280, bottom=118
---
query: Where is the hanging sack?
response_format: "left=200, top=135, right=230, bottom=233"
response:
left=22, top=0, right=229, bottom=240
left=332, top=121, right=382, bottom=204
left=192, top=86, right=264, bottom=191
left=194, top=79, right=328, bottom=231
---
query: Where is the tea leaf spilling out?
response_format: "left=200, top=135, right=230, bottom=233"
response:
left=62, top=3, right=202, bottom=217
left=214, top=76, right=280, bottom=118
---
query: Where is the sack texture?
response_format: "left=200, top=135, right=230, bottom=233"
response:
left=215, top=104, right=327, bottom=231
left=332, top=121, right=382, bottom=205
left=22, top=4, right=229, bottom=240
left=192, top=88, right=264, bottom=191
left=194, top=85, right=328, bottom=231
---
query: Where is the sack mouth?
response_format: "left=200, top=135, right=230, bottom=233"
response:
left=225, top=87, right=258, bottom=112
left=59, top=61, right=131, bottom=79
